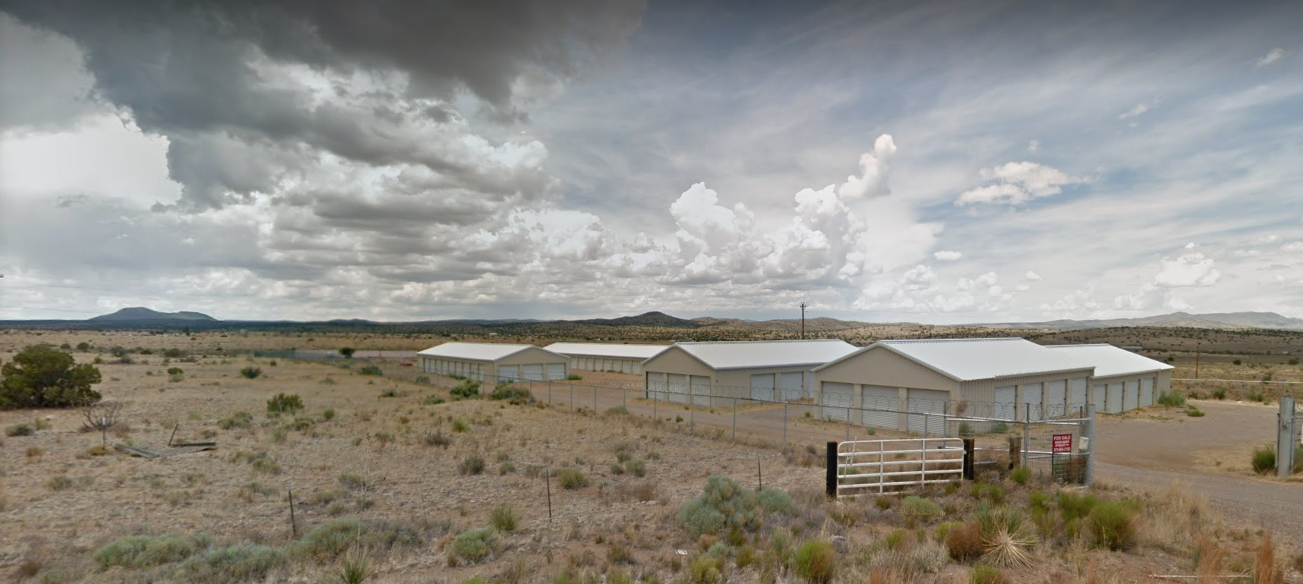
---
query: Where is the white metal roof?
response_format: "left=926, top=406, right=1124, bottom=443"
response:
left=417, top=342, right=544, bottom=362
left=816, top=338, right=1094, bottom=382
left=1045, top=344, right=1173, bottom=378
left=544, top=342, right=669, bottom=360
left=673, top=339, right=858, bottom=370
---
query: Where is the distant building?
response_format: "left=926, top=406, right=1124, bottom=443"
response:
left=1046, top=344, right=1174, bottom=413
left=543, top=342, right=669, bottom=376
left=642, top=339, right=859, bottom=407
left=417, top=342, right=568, bottom=382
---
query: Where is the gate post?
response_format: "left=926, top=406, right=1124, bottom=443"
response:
left=962, top=438, right=975, bottom=480
left=1280, top=396, right=1297, bottom=478
left=1083, top=403, right=1096, bottom=486
left=826, top=442, right=838, bottom=498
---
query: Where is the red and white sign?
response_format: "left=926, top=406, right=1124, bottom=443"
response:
left=1052, top=434, right=1073, bottom=453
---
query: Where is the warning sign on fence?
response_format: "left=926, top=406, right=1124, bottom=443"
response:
left=1052, top=434, right=1073, bottom=453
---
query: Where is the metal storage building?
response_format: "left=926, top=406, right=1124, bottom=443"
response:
left=812, top=338, right=1095, bottom=434
left=642, top=339, right=859, bottom=407
left=1045, top=344, right=1174, bottom=413
left=417, top=342, right=568, bottom=383
left=543, top=342, right=669, bottom=376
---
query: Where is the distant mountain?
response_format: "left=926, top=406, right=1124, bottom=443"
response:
left=998, top=311, right=1303, bottom=331
left=576, top=311, right=699, bottom=328
left=88, top=307, right=217, bottom=322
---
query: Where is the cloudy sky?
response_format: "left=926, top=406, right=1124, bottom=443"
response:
left=1, top=0, right=1300, bottom=323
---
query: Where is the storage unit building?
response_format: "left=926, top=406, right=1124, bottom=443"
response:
left=642, top=340, right=859, bottom=407
left=417, top=342, right=569, bottom=383
left=543, top=343, right=669, bottom=376
left=1045, top=344, right=1174, bottom=413
left=812, top=338, right=1095, bottom=435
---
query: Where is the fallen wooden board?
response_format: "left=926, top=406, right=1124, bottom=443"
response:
left=114, top=443, right=217, bottom=458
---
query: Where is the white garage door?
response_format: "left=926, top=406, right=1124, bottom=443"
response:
left=1140, top=377, right=1155, bottom=407
left=1123, top=380, right=1139, bottom=411
left=1046, top=380, right=1067, bottom=418
left=750, top=374, right=775, bottom=402
left=1106, top=382, right=1124, bottom=413
left=1020, top=382, right=1044, bottom=421
left=780, top=372, right=804, bottom=401
left=860, top=385, right=898, bottom=430
left=523, top=364, right=545, bottom=381
left=994, top=386, right=1017, bottom=420
left=821, top=382, right=854, bottom=422
left=622, top=360, right=632, bottom=374
left=907, top=389, right=948, bottom=435
left=632, top=363, right=642, bottom=376
left=1091, top=384, right=1107, bottom=413
left=690, top=375, right=711, bottom=406
left=498, top=365, right=519, bottom=381
left=1069, top=378, right=1088, bottom=416
left=667, top=374, right=688, bottom=404
left=645, top=373, right=665, bottom=396
left=546, top=363, right=565, bottom=381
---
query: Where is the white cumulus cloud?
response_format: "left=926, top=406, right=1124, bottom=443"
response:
left=955, top=162, right=1086, bottom=206
left=1154, top=250, right=1222, bottom=287
left=933, top=250, right=963, bottom=261
left=1024, top=271, right=1042, bottom=281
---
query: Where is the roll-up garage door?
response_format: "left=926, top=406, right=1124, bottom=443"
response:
left=622, top=360, right=632, bottom=374
left=1123, top=380, right=1139, bottom=411
left=546, top=363, right=565, bottom=381
left=667, top=374, right=688, bottom=403
left=1106, top=382, right=1124, bottom=413
left=994, top=386, right=1017, bottom=420
left=632, top=363, right=642, bottom=376
left=1092, top=384, right=1107, bottom=413
left=1069, top=378, right=1088, bottom=415
left=645, top=373, right=665, bottom=396
left=780, top=372, right=803, bottom=401
left=907, top=389, right=948, bottom=435
left=690, top=375, right=711, bottom=406
left=750, top=374, right=775, bottom=402
left=861, top=385, right=898, bottom=430
left=1020, top=383, right=1044, bottom=421
left=522, top=364, right=544, bottom=381
left=1046, top=380, right=1067, bottom=418
left=1140, top=377, right=1155, bottom=407
left=498, top=365, right=519, bottom=381
left=821, top=382, right=854, bottom=422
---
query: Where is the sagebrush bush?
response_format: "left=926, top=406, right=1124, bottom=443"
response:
left=756, top=487, right=794, bottom=515
left=5, top=423, right=35, bottom=437
left=557, top=468, right=588, bottom=489
left=177, top=544, right=286, bottom=584
left=490, top=504, right=518, bottom=532
left=1088, top=501, right=1136, bottom=551
left=459, top=455, right=485, bottom=476
left=217, top=411, right=254, bottom=430
left=489, top=383, right=531, bottom=403
left=789, top=540, right=835, bottom=584
left=289, top=519, right=422, bottom=564
left=266, top=393, right=304, bottom=416
left=625, top=458, right=647, bottom=477
left=902, top=495, right=943, bottom=518
left=451, top=528, right=496, bottom=565
left=93, top=533, right=213, bottom=569
left=450, top=381, right=480, bottom=400
left=678, top=476, right=763, bottom=537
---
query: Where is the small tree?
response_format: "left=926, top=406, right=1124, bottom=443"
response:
left=81, top=401, right=123, bottom=446
left=1, top=345, right=102, bottom=409
left=339, top=347, right=356, bottom=359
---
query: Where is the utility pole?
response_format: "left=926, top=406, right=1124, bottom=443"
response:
left=800, top=302, right=807, bottom=340
left=1194, top=341, right=1200, bottom=379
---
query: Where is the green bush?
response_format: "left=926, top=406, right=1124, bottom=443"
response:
left=1056, top=490, right=1099, bottom=521
left=1156, top=391, right=1185, bottom=407
left=240, top=367, right=262, bottom=379
left=1087, top=502, right=1136, bottom=550
left=5, top=423, right=36, bottom=437
left=176, top=545, right=286, bottom=584
left=358, top=365, right=383, bottom=376
left=756, top=487, right=794, bottom=515
left=424, top=394, right=446, bottom=405
left=1186, top=406, right=1205, bottom=417
left=557, top=468, right=588, bottom=489
left=450, top=381, right=480, bottom=400
left=459, top=455, right=485, bottom=476
left=323, top=408, right=336, bottom=421
left=93, top=533, right=213, bottom=569
left=289, top=519, right=422, bottom=564
left=451, top=528, right=496, bottom=565
left=1, top=345, right=103, bottom=409
left=489, top=504, right=518, bottom=532
left=678, top=476, right=763, bottom=537
left=625, top=458, right=647, bottom=478
left=789, top=540, right=836, bottom=584
left=970, top=564, right=1006, bottom=584
left=1251, top=445, right=1276, bottom=475
left=1010, top=466, right=1031, bottom=486
left=489, top=383, right=531, bottom=403
left=217, top=411, right=254, bottom=430
left=566, top=374, right=582, bottom=381
left=902, top=495, right=943, bottom=518
left=266, top=393, right=304, bottom=416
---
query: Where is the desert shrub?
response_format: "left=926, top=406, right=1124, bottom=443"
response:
left=1211, top=388, right=1227, bottom=400
left=459, top=455, right=486, bottom=476
left=678, top=476, right=762, bottom=537
left=902, top=495, right=943, bottom=519
left=424, top=394, right=446, bottom=405
left=266, top=393, right=304, bottom=416
left=1251, top=445, right=1277, bottom=474
left=1087, top=501, right=1136, bottom=550
left=946, top=522, right=983, bottom=561
left=935, top=521, right=964, bottom=541
left=975, top=507, right=1035, bottom=567
left=240, top=367, right=262, bottom=379
left=450, top=381, right=480, bottom=400
left=358, top=365, right=383, bottom=376
left=490, top=505, right=518, bottom=532
left=1, top=344, right=103, bottom=409
left=323, top=408, right=336, bottom=421
left=338, top=474, right=371, bottom=491
left=970, top=564, right=1007, bottom=584
left=608, top=542, right=634, bottom=565
left=756, top=487, right=794, bottom=515
left=625, top=458, right=647, bottom=478
left=451, top=418, right=470, bottom=432
left=557, top=468, right=588, bottom=489
left=5, top=423, right=35, bottom=437
left=489, top=383, right=531, bottom=403
left=451, top=528, right=497, bottom=565
left=1056, top=490, right=1099, bottom=521
left=231, top=450, right=282, bottom=474
left=789, top=540, right=835, bottom=584
left=174, top=545, right=285, bottom=584
left=1010, top=466, right=1031, bottom=486
left=1028, top=490, right=1050, bottom=515
left=424, top=430, right=452, bottom=448
left=47, top=475, right=74, bottom=491
left=93, top=533, right=213, bottom=569
left=566, top=374, right=582, bottom=381
left=613, top=442, right=635, bottom=462
left=1186, top=406, right=1205, bottom=417
left=1156, top=391, right=1185, bottom=407
left=289, top=519, right=423, bottom=564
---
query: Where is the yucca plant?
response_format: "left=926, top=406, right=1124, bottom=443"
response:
left=975, top=506, right=1036, bottom=568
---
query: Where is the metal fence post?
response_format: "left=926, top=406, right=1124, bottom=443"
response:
left=732, top=398, right=737, bottom=442
left=826, top=442, right=838, bottom=499
left=593, top=385, right=597, bottom=413
left=547, top=380, right=552, bottom=406
left=846, top=406, right=851, bottom=442
left=570, top=384, right=574, bottom=412
left=783, top=402, right=788, bottom=450
left=1022, top=405, right=1030, bottom=470
left=1083, top=403, right=1096, bottom=486
left=1279, top=396, right=1297, bottom=478
left=690, top=402, right=694, bottom=434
